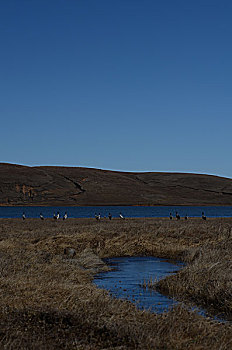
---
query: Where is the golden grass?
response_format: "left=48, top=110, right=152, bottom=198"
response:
left=0, top=217, right=231, bottom=349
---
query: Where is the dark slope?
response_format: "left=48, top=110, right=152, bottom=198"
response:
left=0, top=163, right=232, bottom=206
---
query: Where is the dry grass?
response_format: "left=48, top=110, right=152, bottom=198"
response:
left=155, top=228, right=232, bottom=318
left=0, top=217, right=231, bottom=349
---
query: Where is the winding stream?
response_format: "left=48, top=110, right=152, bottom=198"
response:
left=94, top=256, right=184, bottom=313
left=94, top=256, right=230, bottom=323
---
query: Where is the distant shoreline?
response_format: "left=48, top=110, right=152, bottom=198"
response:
left=1, top=204, right=232, bottom=207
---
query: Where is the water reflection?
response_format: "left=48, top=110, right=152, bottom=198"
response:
left=94, top=256, right=184, bottom=313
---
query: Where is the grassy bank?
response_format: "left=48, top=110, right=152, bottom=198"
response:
left=0, top=218, right=231, bottom=349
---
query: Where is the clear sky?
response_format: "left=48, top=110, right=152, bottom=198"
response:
left=1, top=0, right=232, bottom=177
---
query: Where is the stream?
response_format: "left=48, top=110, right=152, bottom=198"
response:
left=94, top=256, right=184, bottom=314
left=94, top=256, right=229, bottom=322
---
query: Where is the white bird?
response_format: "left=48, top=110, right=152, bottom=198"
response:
left=119, top=212, right=124, bottom=219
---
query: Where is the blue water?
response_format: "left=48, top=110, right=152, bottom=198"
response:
left=94, top=257, right=229, bottom=322
left=94, top=256, right=184, bottom=313
left=0, top=205, right=232, bottom=218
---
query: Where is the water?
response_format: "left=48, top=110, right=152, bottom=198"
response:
left=94, top=257, right=229, bottom=322
left=0, top=205, right=232, bottom=218
left=94, top=256, right=184, bottom=313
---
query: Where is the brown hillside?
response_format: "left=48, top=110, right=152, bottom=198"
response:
left=0, top=163, right=232, bottom=206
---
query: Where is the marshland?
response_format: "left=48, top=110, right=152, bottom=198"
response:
left=0, top=217, right=232, bottom=349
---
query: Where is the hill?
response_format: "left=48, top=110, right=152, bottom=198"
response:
left=0, top=163, right=232, bottom=206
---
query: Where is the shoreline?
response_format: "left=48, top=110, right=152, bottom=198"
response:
left=1, top=203, right=232, bottom=207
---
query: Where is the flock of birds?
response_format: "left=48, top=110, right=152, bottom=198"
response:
left=170, top=211, right=207, bottom=220
left=21, top=211, right=207, bottom=220
left=22, top=211, right=68, bottom=220
left=21, top=211, right=125, bottom=220
left=94, top=212, right=125, bottom=221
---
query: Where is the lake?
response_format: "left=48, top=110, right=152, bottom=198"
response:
left=0, top=205, right=232, bottom=219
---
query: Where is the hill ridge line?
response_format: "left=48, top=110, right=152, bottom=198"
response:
left=0, top=163, right=232, bottom=206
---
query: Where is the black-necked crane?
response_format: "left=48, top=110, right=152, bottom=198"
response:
left=53, top=212, right=60, bottom=220
left=202, top=212, right=206, bottom=220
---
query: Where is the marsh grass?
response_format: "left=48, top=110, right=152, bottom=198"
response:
left=0, top=218, right=231, bottom=349
left=156, top=238, right=232, bottom=318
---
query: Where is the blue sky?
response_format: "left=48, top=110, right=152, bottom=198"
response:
left=1, top=0, right=232, bottom=177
